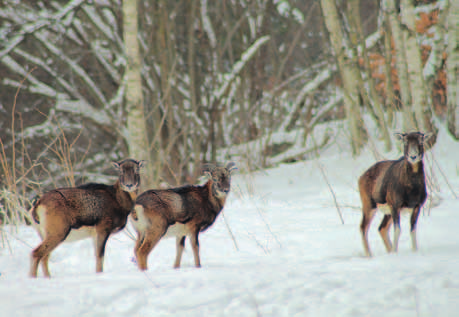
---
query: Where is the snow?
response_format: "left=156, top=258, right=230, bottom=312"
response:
left=1, top=126, right=459, bottom=317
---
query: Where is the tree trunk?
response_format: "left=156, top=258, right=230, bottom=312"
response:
left=383, top=11, right=395, bottom=127
left=347, top=0, right=391, bottom=151
left=123, top=0, right=153, bottom=189
left=384, top=0, right=415, bottom=131
left=320, top=0, right=367, bottom=155
left=424, top=4, right=448, bottom=94
left=188, top=0, right=202, bottom=179
left=400, top=0, right=437, bottom=139
left=447, top=0, right=459, bottom=139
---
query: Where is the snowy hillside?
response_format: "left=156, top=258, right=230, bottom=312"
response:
left=1, top=126, right=458, bottom=317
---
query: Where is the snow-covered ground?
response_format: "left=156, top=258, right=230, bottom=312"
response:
left=1, top=126, right=458, bottom=317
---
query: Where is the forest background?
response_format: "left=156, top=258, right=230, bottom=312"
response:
left=0, top=0, right=457, bottom=224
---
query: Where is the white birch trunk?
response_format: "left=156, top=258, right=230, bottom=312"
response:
left=123, top=0, right=153, bottom=189
left=320, top=0, right=367, bottom=155
left=348, top=0, right=391, bottom=151
left=384, top=0, right=414, bottom=131
left=400, top=0, right=436, bottom=136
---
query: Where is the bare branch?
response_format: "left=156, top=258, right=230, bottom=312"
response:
left=34, top=31, right=108, bottom=106
left=0, top=0, right=85, bottom=59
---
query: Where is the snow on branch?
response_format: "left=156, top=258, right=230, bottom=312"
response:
left=2, top=38, right=117, bottom=137
left=0, top=0, right=85, bottom=59
left=214, top=36, right=271, bottom=102
left=200, top=0, right=217, bottom=48
left=81, top=4, right=115, bottom=40
left=91, top=41, right=122, bottom=84
left=355, top=30, right=384, bottom=57
left=278, top=67, right=336, bottom=132
left=216, top=90, right=341, bottom=165
left=422, top=1, right=449, bottom=81
left=1, top=55, right=63, bottom=98
left=54, top=98, right=112, bottom=128
left=34, top=31, right=108, bottom=106
left=364, top=31, right=384, bottom=51
left=302, top=92, right=344, bottom=140
left=267, top=92, right=342, bottom=165
left=423, top=28, right=445, bottom=80
left=280, top=30, right=382, bottom=133
left=414, top=0, right=447, bottom=14
left=262, top=94, right=343, bottom=166
left=21, top=109, right=76, bottom=139
left=216, top=27, right=382, bottom=168
left=201, top=0, right=219, bottom=77
left=12, top=47, right=87, bottom=101
left=81, top=4, right=123, bottom=49
left=265, top=131, right=330, bottom=166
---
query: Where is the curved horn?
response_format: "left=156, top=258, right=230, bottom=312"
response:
left=225, top=162, right=237, bottom=172
left=136, top=160, right=147, bottom=168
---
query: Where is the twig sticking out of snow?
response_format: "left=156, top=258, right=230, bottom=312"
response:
left=429, top=152, right=458, bottom=199
left=221, top=211, right=239, bottom=251
left=315, top=161, right=344, bottom=224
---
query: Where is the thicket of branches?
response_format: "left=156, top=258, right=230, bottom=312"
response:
left=0, top=0, right=456, bottom=224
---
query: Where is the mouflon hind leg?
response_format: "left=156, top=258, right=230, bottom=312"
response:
left=379, top=215, right=393, bottom=253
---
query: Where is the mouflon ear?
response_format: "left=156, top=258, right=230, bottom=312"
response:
left=112, top=161, right=121, bottom=170
left=394, top=133, right=406, bottom=141
left=137, top=160, right=146, bottom=168
left=421, top=132, right=433, bottom=144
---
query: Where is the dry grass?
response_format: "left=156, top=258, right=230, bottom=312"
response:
left=0, top=68, right=86, bottom=251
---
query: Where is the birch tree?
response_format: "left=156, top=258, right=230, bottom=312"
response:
left=123, top=0, right=153, bottom=189
left=384, top=0, right=415, bottom=130
left=347, top=0, right=391, bottom=151
left=383, top=7, right=395, bottom=126
left=447, top=0, right=459, bottom=139
left=3, top=0, right=450, bottom=200
left=320, top=0, right=367, bottom=155
left=400, top=0, right=437, bottom=138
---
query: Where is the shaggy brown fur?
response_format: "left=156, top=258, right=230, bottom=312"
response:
left=29, top=159, right=145, bottom=277
left=358, top=132, right=431, bottom=256
left=130, top=162, right=236, bottom=270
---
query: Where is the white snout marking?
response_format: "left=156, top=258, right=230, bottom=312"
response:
left=407, top=148, right=421, bottom=164
left=214, top=190, right=228, bottom=200
left=407, top=157, right=421, bottom=164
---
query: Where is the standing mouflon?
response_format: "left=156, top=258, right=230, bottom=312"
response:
left=130, top=162, right=236, bottom=271
left=358, top=132, right=431, bottom=257
left=29, top=159, right=145, bottom=277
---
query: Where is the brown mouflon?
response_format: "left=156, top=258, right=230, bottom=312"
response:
left=358, top=132, right=431, bottom=257
left=130, top=162, right=236, bottom=271
left=29, top=159, right=145, bottom=277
